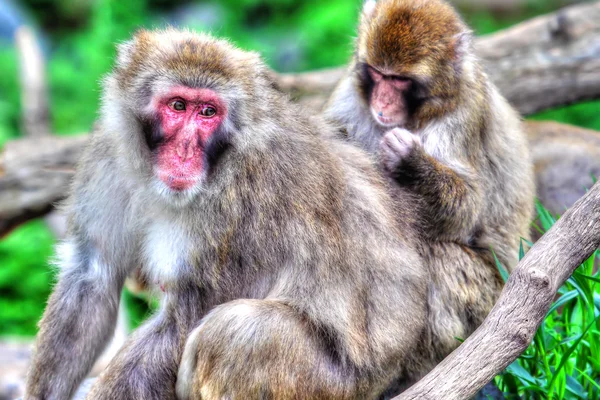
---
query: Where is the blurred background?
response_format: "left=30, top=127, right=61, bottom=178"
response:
left=0, top=0, right=599, bottom=340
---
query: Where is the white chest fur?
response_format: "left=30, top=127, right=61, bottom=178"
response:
left=143, top=219, right=190, bottom=288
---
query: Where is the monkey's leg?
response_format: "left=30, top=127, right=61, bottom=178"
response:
left=177, top=299, right=364, bottom=400
left=86, top=286, right=206, bottom=400
left=393, top=148, right=482, bottom=239
left=25, top=241, right=126, bottom=400
left=424, top=241, right=503, bottom=359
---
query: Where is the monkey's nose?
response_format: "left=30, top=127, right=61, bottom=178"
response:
left=176, top=140, right=195, bottom=161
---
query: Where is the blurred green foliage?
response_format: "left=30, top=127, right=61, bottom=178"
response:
left=0, top=0, right=599, bottom=341
left=0, top=220, right=53, bottom=335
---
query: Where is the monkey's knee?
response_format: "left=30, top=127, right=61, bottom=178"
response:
left=177, top=299, right=357, bottom=400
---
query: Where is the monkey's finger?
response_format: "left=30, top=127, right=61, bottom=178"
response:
left=391, top=128, right=416, bottom=145
left=383, top=131, right=403, bottom=148
left=384, top=133, right=411, bottom=155
left=381, top=147, right=402, bottom=170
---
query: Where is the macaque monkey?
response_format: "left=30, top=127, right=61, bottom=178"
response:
left=325, top=0, right=535, bottom=367
left=25, top=29, right=429, bottom=400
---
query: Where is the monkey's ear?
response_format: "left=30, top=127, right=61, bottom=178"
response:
left=116, top=39, right=136, bottom=69
left=451, top=31, right=473, bottom=63
left=361, top=0, right=377, bottom=23
left=115, top=29, right=152, bottom=69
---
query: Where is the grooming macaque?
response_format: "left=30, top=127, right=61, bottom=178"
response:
left=25, top=29, right=429, bottom=400
left=325, top=0, right=534, bottom=365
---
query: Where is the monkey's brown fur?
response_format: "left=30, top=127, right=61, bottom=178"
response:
left=325, top=0, right=535, bottom=382
left=25, top=29, right=429, bottom=400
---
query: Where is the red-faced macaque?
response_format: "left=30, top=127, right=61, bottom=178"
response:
left=325, top=0, right=535, bottom=379
left=24, top=29, right=429, bottom=400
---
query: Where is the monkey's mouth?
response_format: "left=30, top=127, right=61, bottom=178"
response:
left=371, top=109, right=402, bottom=127
left=165, top=175, right=198, bottom=191
left=156, top=170, right=200, bottom=192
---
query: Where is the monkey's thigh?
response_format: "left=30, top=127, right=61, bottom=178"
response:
left=176, top=299, right=359, bottom=400
left=425, top=242, right=503, bottom=358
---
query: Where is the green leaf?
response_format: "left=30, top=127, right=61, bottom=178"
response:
left=547, top=290, right=578, bottom=317
left=574, top=273, right=600, bottom=286
left=506, top=360, right=539, bottom=385
left=548, top=315, right=600, bottom=390
left=536, top=199, right=557, bottom=232
left=492, top=248, right=510, bottom=283
left=565, top=374, right=586, bottom=399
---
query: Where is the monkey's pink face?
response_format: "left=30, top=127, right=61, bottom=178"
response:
left=153, top=86, right=226, bottom=192
left=368, top=67, right=412, bottom=128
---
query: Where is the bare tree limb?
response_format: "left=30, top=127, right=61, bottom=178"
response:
left=394, top=181, right=600, bottom=400
left=3, top=120, right=596, bottom=237
left=477, top=0, right=600, bottom=115
left=0, top=135, right=86, bottom=237
left=15, top=26, right=50, bottom=137
left=526, top=121, right=600, bottom=218
left=275, top=1, right=600, bottom=115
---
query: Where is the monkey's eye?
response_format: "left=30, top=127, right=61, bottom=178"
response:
left=200, top=106, right=216, bottom=118
left=170, top=100, right=186, bottom=112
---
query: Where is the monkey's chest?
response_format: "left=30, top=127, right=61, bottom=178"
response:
left=142, top=220, right=192, bottom=290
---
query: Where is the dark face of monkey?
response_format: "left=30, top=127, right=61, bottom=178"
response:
left=355, top=0, right=467, bottom=128
left=363, top=65, right=414, bottom=128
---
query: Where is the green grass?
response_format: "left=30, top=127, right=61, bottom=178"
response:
left=0, top=220, right=54, bottom=336
left=494, top=203, right=600, bottom=400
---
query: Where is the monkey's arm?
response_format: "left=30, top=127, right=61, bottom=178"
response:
left=86, top=286, right=206, bottom=400
left=393, top=147, right=482, bottom=240
left=25, top=144, right=136, bottom=400
left=25, top=252, right=126, bottom=400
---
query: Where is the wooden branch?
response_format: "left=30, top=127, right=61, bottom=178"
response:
left=477, top=1, right=600, bottom=115
left=525, top=121, right=600, bottom=218
left=276, top=1, right=600, bottom=115
left=394, top=182, right=600, bottom=400
left=15, top=26, right=50, bottom=137
left=0, top=135, right=86, bottom=236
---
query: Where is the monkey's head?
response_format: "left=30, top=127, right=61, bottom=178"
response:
left=100, top=29, right=271, bottom=206
left=355, top=0, right=473, bottom=128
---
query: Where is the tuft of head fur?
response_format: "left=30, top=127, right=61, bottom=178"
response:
left=359, top=0, right=467, bottom=68
left=114, top=28, right=264, bottom=96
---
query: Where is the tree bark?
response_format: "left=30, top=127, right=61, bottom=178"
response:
left=0, top=135, right=86, bottom=236
left=526, top=121, right=600, bottom=219
left=394, top=181, right=600, bottom=400
left=2, top=121, right=596, bottom=238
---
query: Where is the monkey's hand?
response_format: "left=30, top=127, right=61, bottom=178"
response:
left=380, top=128, right=421, bottom=172
left=86, top=287, right=205, bottom=400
